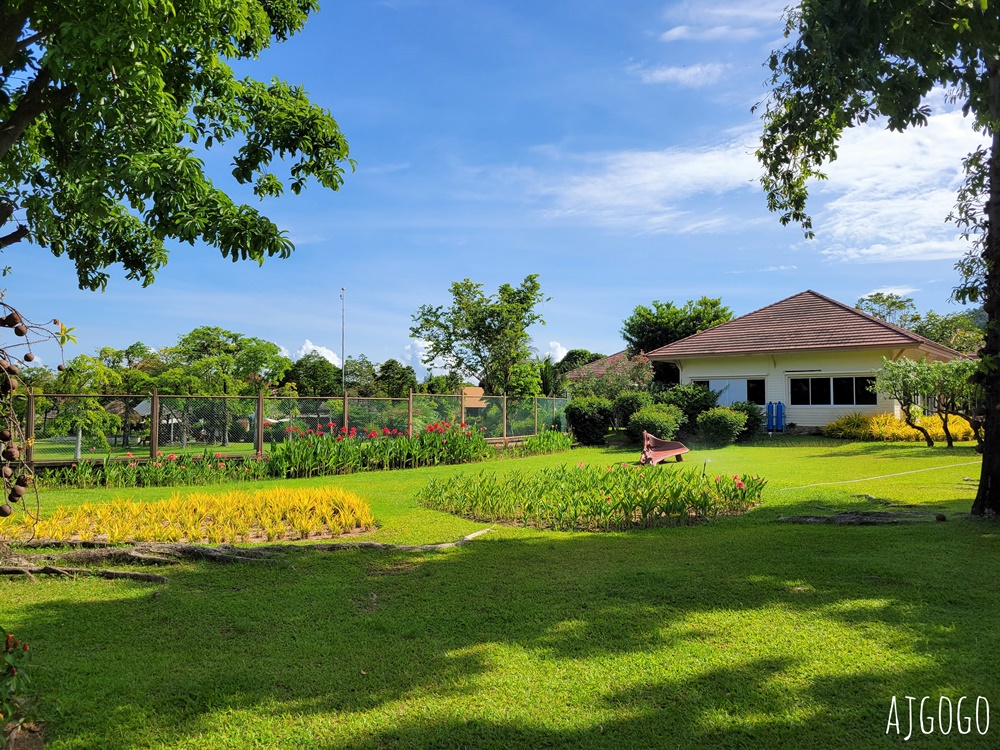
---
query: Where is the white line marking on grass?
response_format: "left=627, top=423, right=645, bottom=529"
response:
left=780, top=462, right=981, bottom=491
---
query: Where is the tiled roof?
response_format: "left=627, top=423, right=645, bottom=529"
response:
left=647, top=290, right=962, bottom=361
left=564, top=350, right=627, bottom=381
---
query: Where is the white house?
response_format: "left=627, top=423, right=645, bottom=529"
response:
left=646, top=290, right=963, bottom=428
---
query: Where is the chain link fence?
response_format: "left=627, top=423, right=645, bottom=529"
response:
left=22, top=391, right=569, bottom=464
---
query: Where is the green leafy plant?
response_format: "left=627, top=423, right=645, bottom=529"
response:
left=612, top=391, right=653, bottom=429
left=626, top=404, right=685, bottom=444
left=416, top=463, right=766, bottom=532
left=728, top=401, right=766, bottom=442
left=655, top=383, right=721, bottom=427
left=1, top=631, right=34, bottom=749
left=696, top=407, right=748, bottom=447
left=564, top=397, right=613, bottom=446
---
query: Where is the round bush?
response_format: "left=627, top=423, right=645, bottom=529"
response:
left=612, top=390, right=653, bottom=429
left=565, top=397, right=614, bottom=446
left=655, top=383, right=720, bottom=426
left=696, top=407, right=748, bottom=447
left=626, top=404, right=685, bottom=444
left=729, top=401, right=765, bottom=441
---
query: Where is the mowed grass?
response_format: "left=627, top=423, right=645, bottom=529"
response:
left=3, top=437, right=999, bottom=749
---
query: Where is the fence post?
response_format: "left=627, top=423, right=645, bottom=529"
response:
left=502, top=395, right=507, bottom=440
left=150, top=387, right=159, bottom=460
left=460, top=390, right=465, bottom=426
left=408, top=390, right=413, bottom=436
left=25, top=387, right=35, bottom=469
left=534, top=397, right=539, bottom=436
left=256, top=390, right=265, bottom=458
left=342, top=396, right=348, bottom=434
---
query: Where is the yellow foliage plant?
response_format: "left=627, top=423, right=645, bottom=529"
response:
left=0, top=486, right=375, bottom=544
left=824, top=412, right=975, bottom=442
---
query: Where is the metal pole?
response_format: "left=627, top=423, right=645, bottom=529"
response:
left=150, top=387, right=159, bottom=460
left=502, top=395, right=507, bottom=441
left=534, top=396, right=539, bottom=436
left=256, top=390, right=265, bottom=458
left=408, top=389, right=413, bottom=436
left=341, top=287, right=348, bottom=431
left=25, top=387, right=35, bottom=469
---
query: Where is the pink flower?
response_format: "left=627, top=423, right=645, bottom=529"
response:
left=442, top=438, right=447, bottom=444
left=736, top=480, right=745, bottom=490
left=153, top=461, right=162, bottom=467
left=126, top=452, right=133, bottom=458
left=578, top=461, right=584, bottom=469
left=218, top=462, right=226, bottom=469
left=215, top=453, right=222, bottom=458
left=168, top=453, right=177, bottom=461
left=157, top=450, right=163, bottom=457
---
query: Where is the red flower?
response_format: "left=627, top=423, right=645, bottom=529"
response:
left=350, top=427, right=357, bottom=436
left=307, top=429, right=314, bottom=435
left=263, top=421, right=271, bottom=427
left=336, top=436, right=344, bottom=442
left=340, top=426, right=348, bottom=434
left=285, top=426, right=294, bottom=433
left=735, top=480, right=746, bottom=490
left=406, top=429, right=412, bottom=436
left=215, top=452, right=222, bottom=458
left=460, top=422, right=467, bottom=428
left=218, top=462, right=226, bottom=468
left=126, top=452, right=133, bottom=458
left=168, top=453, right=177, bottom=461
left=157, top=450, right=163, bottom=457
left=327, top=422, right=335, bottom=428
left=383, top=427, right=391, bottom=435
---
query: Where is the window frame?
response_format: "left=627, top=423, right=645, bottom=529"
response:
left=788, top=375, right=879, bottom=407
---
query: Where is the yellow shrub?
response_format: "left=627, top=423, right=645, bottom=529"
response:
left=824, top=412, right=976, bottom=442
left=0, top=486, right=375, bottom=543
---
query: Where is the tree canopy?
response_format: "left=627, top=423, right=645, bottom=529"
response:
left=0, top=0, right=350, bottom=290
left=410, top=275, right=547, bottom=396
left=282, top=352, right=342, bottom=397
left=621, top=297, right=733, bottom=355
left=857, top=292, right=985, bottom=353
left=757, top=0, right=1000, bottom=515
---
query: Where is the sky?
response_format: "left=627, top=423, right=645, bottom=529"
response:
left=8, top=0, right=991, bottom=375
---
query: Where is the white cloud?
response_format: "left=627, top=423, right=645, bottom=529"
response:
left=278, top=345, right=291, bottom=358
left=533, top=135, right=758, bottom=233
left=660, top=26, right=760, bottom=42
left=295, top=340, right=341, bottom=366
left=405, top=338, right=453, bottom=374
left=864, top=285, right=919, bottom=297
left=814, top=107, right=987, bottom=263
left=664, top=0, right=788, bottom=26
left=544, top=341, right=568, bottom=361
left=633, top=63, right=729, bottom=87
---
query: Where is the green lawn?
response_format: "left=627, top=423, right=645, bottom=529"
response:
left=4, top=437, right=998, bottom=748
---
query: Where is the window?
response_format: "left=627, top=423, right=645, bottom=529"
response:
left=789, top=376, right=878, bottom=406
left=746, top=379, right=766, bottom=406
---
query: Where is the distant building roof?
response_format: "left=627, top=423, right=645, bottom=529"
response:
left=564, top=350, right=628, bottom=381
left=647, top=290, right=962, bottom=361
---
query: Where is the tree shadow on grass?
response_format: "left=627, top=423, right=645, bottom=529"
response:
left=11, top=518, right=1000, bottom=748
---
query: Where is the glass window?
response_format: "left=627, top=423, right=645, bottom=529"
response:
left=810, top=378, right=831, bottom=405
left=790, top=378, right=810, bottom=405
left=747, top=379, right=766, bottom=405
left=855, top=377, right=878, bottom=405
left=832, top=377, right=855, bottom=405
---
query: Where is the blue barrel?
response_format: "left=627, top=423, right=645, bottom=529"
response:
left=766, top=402, right=774, bottom=431
left=775, top=402, right=785, bottom=432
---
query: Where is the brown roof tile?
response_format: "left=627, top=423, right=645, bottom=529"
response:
left=647, top=290, right=962, bottom=361
left=564, top=350, right=628, bottom=381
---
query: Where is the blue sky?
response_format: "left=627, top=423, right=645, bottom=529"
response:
left=11, top=0, right=989, bottom=373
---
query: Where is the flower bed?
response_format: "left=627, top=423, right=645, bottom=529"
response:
left=0, top=486, right=374, bottom=544
left=416, top=463, right=766, bottom=532
left=36, top=422, right=574, bottom=488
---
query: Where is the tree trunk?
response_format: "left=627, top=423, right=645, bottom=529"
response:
left=902, top=407, right=934, bottom=447
left=972, top=62, right=1000, bottom=516
left=74, top=424, right=82, bottom=459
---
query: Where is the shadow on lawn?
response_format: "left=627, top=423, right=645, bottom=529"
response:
left=14, top=517, right=1000, bottom=749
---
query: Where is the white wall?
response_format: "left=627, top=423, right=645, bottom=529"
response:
left=674, top=348, right=928, bottom=427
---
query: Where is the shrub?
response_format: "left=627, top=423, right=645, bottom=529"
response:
left=823, top=412, right=975, bottom=442
left=626, top=404, right=686, bottom=443
left=1, top=486, right=375, bottom=544
left=515, top=428, right=573, bottom=455
left=565, top=397, right=614, bottom=445
left=416, top=463, right=766, bottom=531
left=729, top=401, right=766, bottom=442
left=613, top=390, right=653, bottom=429
left=656, top=383, right=720, bottom=426
left=1, top=630, right=34, bottom=748
left=697, top=407, right=748, bottom=447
